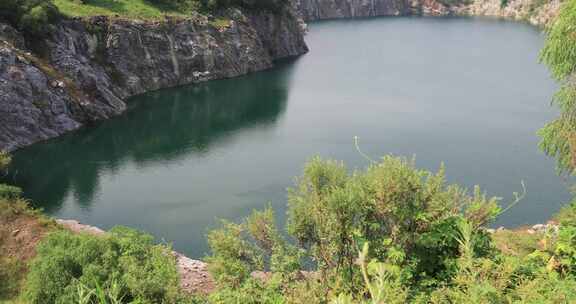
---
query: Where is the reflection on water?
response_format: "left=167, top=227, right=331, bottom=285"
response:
left=8, top=61, right=295, bottom=214
left=6, top=17, right=572, bottom=257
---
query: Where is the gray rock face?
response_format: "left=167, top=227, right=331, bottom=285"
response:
left=296, top=0, right=434, bottom=20
left=296, top=0, right=558, bottom=23
left=0, top=7, right=308, bottom=152
left=0, top=44, right=82, bottom=151
left=0, top=24, right=25, bottom=49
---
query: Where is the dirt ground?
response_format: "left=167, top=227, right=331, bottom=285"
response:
left=0, top=209, right=52, bottom=263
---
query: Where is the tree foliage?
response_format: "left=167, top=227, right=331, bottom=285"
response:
left=205, top=156, right=576, bottom=303
left=0, top=0, right=60, bottom=35
left=539, top=0, right=576, bottom=174
left=206, top=156, right=505, bottom=301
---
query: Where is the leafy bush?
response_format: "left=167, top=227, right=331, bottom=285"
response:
left=287, top=156, right=500, bottom=290
left=539, top=0, right=576, bottom=174
left=0, top=0, right=61, bottom=35
left=206, top=156, right=503, bottom=299
left=207, top=277, right=285, bottom=304
left=0, top=151, right=10, bottom=170
left=0, top=256, right=25, bottom=300
left=24, top=227, right=180, bottom=304
left=205, top=206, right=301, bottom=288
left=205, top=155, right=576, bottom=302
left=556, top=199, right=576, bottom=226
left=331, top=220, right=576, bottom=303
left=0, top=152, right=21, bottom=199
left=0, top=184, right=23, bottom=199
left=554, top=225, right=576, bottom=276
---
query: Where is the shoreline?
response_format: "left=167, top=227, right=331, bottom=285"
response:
left=55, top=216, right=562, bottom=294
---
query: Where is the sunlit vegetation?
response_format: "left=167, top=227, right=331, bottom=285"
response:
left=24, top=228, right=183, bottom=304
left=0, top=0, right=289, bottom=38
left=8, top=155, right=576, bottom=303
left=539, top=0, right=576, bottom=174
left=51, top=0, right=199, bottom=19
left=202, top=156, right=576, bottom=303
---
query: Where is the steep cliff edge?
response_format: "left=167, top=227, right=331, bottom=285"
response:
left=0, top=8, right=308, bottom=152
left=296, top=0, right=561, bottom=27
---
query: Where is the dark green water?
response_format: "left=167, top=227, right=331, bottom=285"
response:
left=7, top=17, right=571, bottom=257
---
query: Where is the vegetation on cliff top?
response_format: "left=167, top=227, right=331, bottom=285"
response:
left=0, top=0, right=288, bottom=37
left=51, top=0, right=200, bottom=19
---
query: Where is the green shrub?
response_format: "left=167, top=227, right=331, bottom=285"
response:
left=0, top=151, right=10, bottom=170
left=0, top=256, right=25, bottom=300
left=331, top=218, right=576, bottom=303
left=24, top=227, right=180, bottom=304
left=0, top=152, right=21, bottom=199
left=554, top=225, right=576, bottom=276
left=206, top=156, right=502, bottom=298
left=205, top=206, right=302, bottom=288
left=539, top=0, right=576, bottom=174
left=0, top=184, right=23, bottom=199
left=287, top=156, right=500, bottom=290
left=556, top=199, right=576, bottom=226
left=0, top=0, right=60, bottom=35
left=208, top=277, right=286, bottom=304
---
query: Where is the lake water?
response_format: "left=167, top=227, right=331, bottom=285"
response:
left=8, top=17, right=571, bottom=258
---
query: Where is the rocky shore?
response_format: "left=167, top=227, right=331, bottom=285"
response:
left=0, top=6, right=308, bottom=152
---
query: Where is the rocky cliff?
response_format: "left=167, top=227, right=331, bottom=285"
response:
left=0, top=8, right=308, bottom=152
left=456, top=0, right=561, bottom=26
left=0, top=0, right=562, bottom=152
left=296, top=0, right=560, bottom=27
left=296, top=0, right=411, bottom=20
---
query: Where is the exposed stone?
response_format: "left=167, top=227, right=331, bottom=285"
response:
left=296, top=0, right=413, bottom=20
left=56, top=219, right=106, bottom=235
left=0, top=6, right=308, bottom=152
left=456, top=0, right=561, bottom=27
left=297, top=0, right=559, bottom=27
left=0, top=24, right=25, bottom=49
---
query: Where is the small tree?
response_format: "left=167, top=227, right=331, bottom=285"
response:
left=539, top=0, right=576, bottom=174
left=207, top=155, right=502, bottom=295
